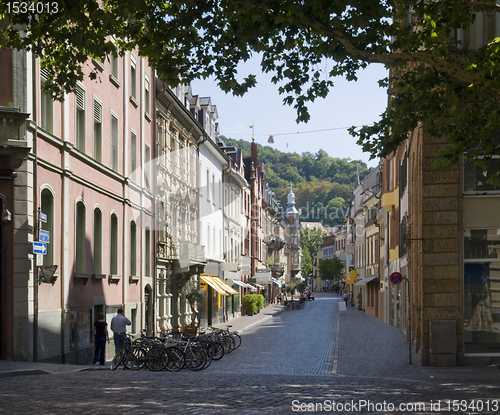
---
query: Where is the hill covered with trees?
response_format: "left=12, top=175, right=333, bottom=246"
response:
left=221, top=137, right=372, bottom=227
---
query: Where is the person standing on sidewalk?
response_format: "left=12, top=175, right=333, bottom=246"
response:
left=91, top=313, right=109, bottom=365
left=343, top=291, right=349, bottom=306
left=110, top=308, right=131, bottom=354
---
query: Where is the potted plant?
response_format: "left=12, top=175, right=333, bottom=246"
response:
left=255, top=294, right=265, bottom=313
left=285, top=283, right=296, bottom=301
left=357, top=292, right=363, bottom=311
left=242, top=294, right=257, bottom=316
left=296, top=282, right=306, bottom=296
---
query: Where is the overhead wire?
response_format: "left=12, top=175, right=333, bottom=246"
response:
left=223, top=124, right=368, bottom=138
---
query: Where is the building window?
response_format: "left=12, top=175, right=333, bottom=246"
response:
left=130, top=220, right=137, bottom=276
left=110, top=52, right=119, bottom=81
left=40, top=68, right=53, bottom=133
left=144, top=144, right=151, bottom=190
left=69, top=309, right=91, bottom=349
left=130, top=131, right=137, bottom=183
left=464, top=158, right=500, bottom=194
left=110, top=213, right=118, bottom=275
left=111, top=113, right=119, bottom=172
left=206, top=169, right=210, bottom=201
left=40, top=188, right=54, bottom=266
left=144, top=75, right=150, bottom=116
left=212, top=174, right=215, bottom=204
left=464, top=228, right=500, bottom=353
left=93, top=208, right=102, bottom=274
left=93, top=99, right=102, bottom=162
left=75, top=200, right=86, bottom=274
left=75, top=86, right=86, bottom=152
left=145, top=227, right=151, bottom=277
left=130, top=56, right=137, bottom=99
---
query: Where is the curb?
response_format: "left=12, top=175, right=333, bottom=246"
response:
left=0, top=369, right=49, bottom=378
left=236, top=307, right=285, bottom=334
left=331, top=299, right=341, bottom=375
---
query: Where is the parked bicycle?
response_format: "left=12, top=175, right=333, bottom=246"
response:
left=110, top=334, right=145, bottom=370
left=109, top=325, right=242, bottom=372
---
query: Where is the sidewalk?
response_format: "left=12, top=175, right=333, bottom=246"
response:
left=337, top=302, right=500, bottom=384
left=0, top=303, right=285, bottom=378
left=213, top=303, right=284, bottom=333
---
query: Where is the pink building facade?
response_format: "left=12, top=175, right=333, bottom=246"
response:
left=0, top=47, right=154, bottom=363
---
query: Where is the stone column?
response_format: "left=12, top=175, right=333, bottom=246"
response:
left=419, top=133, right=462, bottom=366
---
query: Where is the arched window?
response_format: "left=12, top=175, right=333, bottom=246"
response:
left=130, top=220, right=137, bottom=276
left=40, top=188, right=54, bottom=266
left=93, top=208, right=102, bottom=274
left=110, top=213, right=118, bottom=275
left=75, top=200, right=86, bottom=273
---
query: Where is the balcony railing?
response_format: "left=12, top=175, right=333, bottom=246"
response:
left=0, top=107, right=29, bottom=144
left=179, top=240, right=205, bottom=264
left=270, top=265, right=284, bottom=275
left=0, top=107, right=31, bottom=169
left=267, top=235, right=285, bottom=251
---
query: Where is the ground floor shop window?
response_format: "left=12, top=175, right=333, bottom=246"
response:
left=464, top=229, right=500, bottom=353
left=69, top=309, right=91, bottom=349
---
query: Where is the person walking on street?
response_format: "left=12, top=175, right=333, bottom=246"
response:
left=343, top=291, right=349, bottom=306
left=110, top=308, right=131, bottom=354
left=91, top=313, right=109, bottom=365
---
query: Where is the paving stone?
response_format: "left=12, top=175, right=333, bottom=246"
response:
left=1, top=292, right=500, bottom=414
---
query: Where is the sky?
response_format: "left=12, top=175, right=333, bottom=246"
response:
left=191, top=59, right=389, bottom=168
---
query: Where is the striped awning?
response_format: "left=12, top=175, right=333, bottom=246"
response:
left=200, top=275, right=239, bottom=295
left=200, top=275, right=228, bottom=295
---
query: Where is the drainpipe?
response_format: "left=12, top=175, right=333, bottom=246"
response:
left=152, top=74, right=157, bottom=336
left=32, top=53, right=39, bottom=362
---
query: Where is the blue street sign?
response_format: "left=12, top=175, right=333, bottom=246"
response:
left=39, top=230, right=50, bottom=243
left=33, top=241, right=47, bottom=255
left=39, top=212, right=47, bottom=223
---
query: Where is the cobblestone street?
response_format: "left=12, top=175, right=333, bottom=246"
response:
left=1, top=293, right=500, bottom=414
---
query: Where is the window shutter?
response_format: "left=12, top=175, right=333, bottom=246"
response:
left=93, top=100, right=102, bottom=123
left=76, top=87, right=85, bottom=110
left=40, top=68, right=50, bottom=81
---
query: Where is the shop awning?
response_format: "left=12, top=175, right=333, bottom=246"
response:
left=254, top=283, right=265, bottom=289
left=231, top=280, right=247, bottom=288
left=214, top=277, right=239, bottom=295
left=271, top=278, right=281, bottom=286
left=200, top=275, right=229, bottom=295
left=354, top=276, right=378, bottom=286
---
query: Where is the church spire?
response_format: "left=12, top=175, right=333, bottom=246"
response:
left=287, top=182, right=295, bottom=206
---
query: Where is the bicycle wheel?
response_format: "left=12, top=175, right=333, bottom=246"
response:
left=223, top=336, right=235, bottom=353
left=133, top=346, right=148, bottom=370
left=145, top=347, right=168, bottom=371
left=211, top=342, right=225, bottom=361
left=231, top=333, right=242, bottom=349
left=123, top=348, right=142, bottom=370
left=110, top=348, right=125, bottom=370
left=200, top=346, right=213, bottom=370
left=184, top=346, right=207, bottom=371
left=165, top=346, right=185, bottom=372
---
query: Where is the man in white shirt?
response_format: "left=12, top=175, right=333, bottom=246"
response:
left=110, top=308, right=132, bottom=354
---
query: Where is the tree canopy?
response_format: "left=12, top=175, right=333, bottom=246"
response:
left=2, top=1, right=499, bottom=180
left=300, top=227, right=328, bottom=254
left=318, top=257, right=344, bottom=281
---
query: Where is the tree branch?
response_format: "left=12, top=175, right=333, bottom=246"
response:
left=312, top=21, right=500, bottom=94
